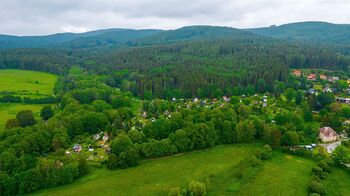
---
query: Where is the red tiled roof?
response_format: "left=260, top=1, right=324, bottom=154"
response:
left=319, top=127, right=338, bottom=137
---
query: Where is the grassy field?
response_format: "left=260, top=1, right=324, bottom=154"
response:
left=33, top=145, right=317, bottom=196
left=0, top=103, right=44, bottom=130
left=323, top=168, right=350, bottom=196
left=0, top=69, right=57, bottom=98
left=236, top=152, right=314, bottom=196
left=34, top=144, right=260, bottom=196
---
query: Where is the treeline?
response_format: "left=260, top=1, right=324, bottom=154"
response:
left=0, top=48, right=76, bottom=75
left=0, top=95, right=58, bottom=104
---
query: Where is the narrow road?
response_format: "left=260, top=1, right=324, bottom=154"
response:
left=318, top=140, right=343, bottom=153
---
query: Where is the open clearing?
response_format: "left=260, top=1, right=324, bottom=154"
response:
left=33, top=145, right=316, bottom=196
left=236, top=152, right=314, bottom=196
left=34, top=144, right=259, bottom=196
left=323, top=168, right=350, bottom=196
left=0, top=69, right=57, bottom=98
left=0, top=103, right=43, bottom=130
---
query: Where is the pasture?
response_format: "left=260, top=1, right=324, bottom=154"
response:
left=323, top=168, right=350, bottom=196
left=0, top=103, right=43, bottom=130
left=236, top=152, right=315, bottom=196
left=33, top=145, right=317, bottom=196
left=0, top=69, right=57, bottom=98
left=34, top=144, right=259, bottom=196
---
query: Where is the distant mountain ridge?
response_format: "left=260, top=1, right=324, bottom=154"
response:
left=1, top=21, right=350, bottom=50
left=246, top=21, right=350, bottom=45
left=0, top=28, right=162, bottom=49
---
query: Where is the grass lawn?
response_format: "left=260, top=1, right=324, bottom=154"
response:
left=33, top=144, right=260, bottom=196
left=323, top=168, right=350, bottom=196
left=236, top=152, right=315, bottom=196
left=0, top=103, right=43, bottom=130
left=0, top=69, right=57, bottom=98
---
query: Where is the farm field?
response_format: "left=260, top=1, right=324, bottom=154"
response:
left=33, top=144, right=260, bottom=196
left=33, top=145, right=317, bottom=196
left=0, top=103, right=43, bottom=130
left=0, top=69, right=57, bottom=98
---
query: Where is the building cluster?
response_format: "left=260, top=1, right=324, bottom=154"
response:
left=292, top=70, right=341, bottom=82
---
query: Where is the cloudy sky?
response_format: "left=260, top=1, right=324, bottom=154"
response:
left=1, top=0, right=350, bottom=35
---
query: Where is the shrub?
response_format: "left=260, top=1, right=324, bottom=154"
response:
left=261, top=145, right=272, bottom=160
left=107, top=154, right=119, bottom=170
left=5, top=118, right=20, bottom=129
left=40, top=105, right=54, bottom=120
left=308, top=180, right=325, bottom=195
left=317, top=160, right=332, bottom=173
left=188, top=180, right=206, bottom=196
left=168, top=187, right=181, bottom=196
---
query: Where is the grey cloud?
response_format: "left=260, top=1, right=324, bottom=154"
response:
left=0, top=0, right=349, bottom=35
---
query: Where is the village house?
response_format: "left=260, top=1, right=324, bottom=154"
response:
left=319, top=127, right=339, bottom=143
left=93, top=133, right=100, bottom=140
left=307, top=73, right=316, bottom=81
left=73, top=144, right=82, bottom=153
left=292, top=70, right=302, bottom=77
left=323, top=87, right=333, bottom=93
left=102, top=133, right=109, bottom=142
left=320, top=74, right=327, bottom=80
left=332, top=76, right=340, bottom=81
left=222, top=96, right=231, bottom=102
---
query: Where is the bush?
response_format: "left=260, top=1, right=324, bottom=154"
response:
left=40, top=105, right=54, bottom=120
left=317, top=160, right=332, bottom=173
left=188, top=180, right=206, bottom=196
left=261, top=145, right=272, bottom=160
left=16, top=110, right=36, bottom=127
left=168, top=187, right=181, bottom=196
left=311, top=166, right=323, bottom=176
left=5, top=118, right=20, bottom=129
left=107, top=154, right=118, bottom=170
left=118, top=147, right=140, bottom=168
left=308, top=180, right=325, bottom=195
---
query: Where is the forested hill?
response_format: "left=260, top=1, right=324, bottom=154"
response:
left=93, top=26, right=349, bottom=98
left=127, top=26, right=268, bottom=46
left=247, top=22, right=350, bottom=54
left=0, top=24, right=350, bottom=98
left=0, top=29, right=162, bottom=49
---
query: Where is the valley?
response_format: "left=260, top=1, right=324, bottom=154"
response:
left=1, top=22, right=350, bottom=196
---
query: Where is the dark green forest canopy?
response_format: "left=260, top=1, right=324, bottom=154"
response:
left=247, top=22, right=350, bottom=55
left=0, top=25, right=349, bottom=98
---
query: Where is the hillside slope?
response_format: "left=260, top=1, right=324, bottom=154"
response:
left=247, top=22, right=350, bottom=54
left=0, top=29, right=161, bottom=49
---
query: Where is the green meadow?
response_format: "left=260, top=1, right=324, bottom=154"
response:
left=0, top=103, right=43, bottom=130
left=33, top=145, right=317, bottom=196
left=0, top=69, right=57, bottom=130
left=323, top=168, right=350, bottom=196
left=0, top=69, right=57, bottom=98
left=236, top=152, right=314, bottom=196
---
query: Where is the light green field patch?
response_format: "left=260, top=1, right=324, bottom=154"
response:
left=33, top=144, right=259, bottom=196
left=0, top=103, right=43, bottom=130
left=323, top=168, right=350, bottom=196
left=0, top=69, right=57, bottom=98
left=236, top=152, right=315, bottom=196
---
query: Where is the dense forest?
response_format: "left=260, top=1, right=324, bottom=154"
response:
left=1, top=25, right=349, bottom=98
left=247, top=22, right=350, bottom=55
